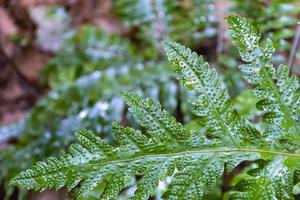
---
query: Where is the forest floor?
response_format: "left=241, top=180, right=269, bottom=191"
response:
left=0, top=0, right=122, bottom=125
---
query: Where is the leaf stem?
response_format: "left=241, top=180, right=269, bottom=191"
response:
left=86, top=148, right=300, bottom=167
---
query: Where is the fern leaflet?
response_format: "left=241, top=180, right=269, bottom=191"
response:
left=227, top=16, right=300, bottom=148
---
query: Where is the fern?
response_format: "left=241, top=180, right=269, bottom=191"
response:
left=113, top=0, right=216, bottom=48
left=11, top=16, right=300, bottom=199
left=0, top=26, right=182, bottom=199
left=227, top=16, right=300, bottom=148
left=231, top=0, right=300, bottom=54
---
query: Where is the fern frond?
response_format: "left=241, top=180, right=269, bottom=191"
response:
left=163, top=40, right=261, bottom=147
left=10, top=16, right=300, bottom=200
left=227, top=16, right=300, bottom=147
left=11, top=123, right=265, bottom=200
left=230, top=157, right=295, bottom=199
left=122, top=92, right=190, bottom=143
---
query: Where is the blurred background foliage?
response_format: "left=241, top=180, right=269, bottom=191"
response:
left=0, top=0, right=299, bottom=199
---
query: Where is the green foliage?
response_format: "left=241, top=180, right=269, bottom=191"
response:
left=219, top=0, right=300, bottom=97
left=113, top=0, right=217, bottom=48
left=42, top=25, right=140, bottom=89
left=227, top=15, right=300, bottom=147
left=11, top=16, right=300, bottom=199
left=231, top=0, right=300, bottom=60
left=0, top=25, right=187, bottom=199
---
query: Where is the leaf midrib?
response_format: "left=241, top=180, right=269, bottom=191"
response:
left=92, top=148, right=300, bottom=166
left=14, top=148, right=300, bottom=182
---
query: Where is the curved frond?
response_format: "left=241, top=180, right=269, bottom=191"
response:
left=228, top=16, right=300, bottom=147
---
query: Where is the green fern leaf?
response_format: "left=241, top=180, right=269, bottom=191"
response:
left=230, top=157, right=295, bottom=199
left=163, top=40, right=261, bottom=147
left=122, top=92, right=190, bottom=143
left=227, top=16, right=300, bottom=147
left=10, top=16, right=300, bottom=199
left=11, top=124, right=264, bottom=200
